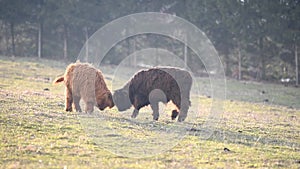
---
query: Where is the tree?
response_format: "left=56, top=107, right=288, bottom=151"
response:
left=0, top=0, right=29, bottom=57
left=280, top=0, right=300, bottom=85
left=0, top=0, right=298, bottom=84
left=26, top=0, right=47, bottom=58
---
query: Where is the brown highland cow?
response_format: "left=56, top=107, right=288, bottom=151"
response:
left=113, top=67, right=192, bottom=122
left=53, top=62, right=114, bottom=113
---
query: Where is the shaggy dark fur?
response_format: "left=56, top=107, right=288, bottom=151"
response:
left=113, top=67, right=192, bottom=122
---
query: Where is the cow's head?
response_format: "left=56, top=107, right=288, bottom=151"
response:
left=97, top=92, right=114, bottom=110
left=113, top=89, right=131, bottom=111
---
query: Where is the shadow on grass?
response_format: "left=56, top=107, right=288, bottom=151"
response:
left=76, top=112, right=299, bottom=158
left=188, top=127, right=299, bottom=150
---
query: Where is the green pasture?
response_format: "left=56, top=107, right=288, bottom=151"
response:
left=0, top=56, right=299, bottom=168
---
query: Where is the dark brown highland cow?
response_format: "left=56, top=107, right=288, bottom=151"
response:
left=53, top=63, right=114, bottom=113
left=113, top=67, right=192, bottom=122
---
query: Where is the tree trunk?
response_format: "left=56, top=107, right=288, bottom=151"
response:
left=84, top=26, right=89, bottom=62
left=184, top=34, right=187, bottom=69
left=37, top=22, right=43, bottom=58
left=238, top=43, right=242, bottom=80
left=126, top=39, right=130, bottom=66
left=261, top=57, right=266, bottom=80
left=63, top=24, right=68, bottom=60
left=171, top=39, right=176, bottom=66
left=259, top=37, right=266, bottom=81
left=155, top=47, right=159, bottom=66
left=4, top=22, right=10, bottom=56
left=223, top=54, right=230, bottom=76
left=10, top=22, right=15, bottom=57
left=296, top=44, right=298, bottom=86
left=132, top=38, right=136, bottom=68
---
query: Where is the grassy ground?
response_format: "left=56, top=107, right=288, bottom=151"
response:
left=0, top=56, right=299, bottom=168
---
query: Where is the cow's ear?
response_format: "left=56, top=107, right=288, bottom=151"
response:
left=53, top=76, right=64, bottom=84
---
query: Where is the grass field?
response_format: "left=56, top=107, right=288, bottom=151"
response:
left=0, top=56, right=299, bottom=168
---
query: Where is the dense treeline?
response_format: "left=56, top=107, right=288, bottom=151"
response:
left=0, top=0, right=299, bottom=83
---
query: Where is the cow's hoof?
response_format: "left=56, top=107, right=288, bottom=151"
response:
left=153, top=116, right=159, bottom=121
left=65, top=107, right=72, bottom=112
left=131, top=113, right=138, bottom=118
left=177, top=116, right=186, bottom=122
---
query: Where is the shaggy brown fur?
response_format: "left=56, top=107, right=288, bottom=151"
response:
left=53, top=63, right=114, bottom=113
left=113, top=67, right=192, bottom=122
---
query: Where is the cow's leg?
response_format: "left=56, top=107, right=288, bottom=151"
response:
left=65, top=87, right=73, bottom=112
left=170, top=95, right=181, bottom=121
left=85, top=101, right=94, bottom=113
left=177, top=98, right=190, bottom=122
left=131, top=108, right=139, bottom=118
left=150, top=102, right=159, bottom=121
left=73, top=96, right=82, bottom=112
left=131, top=94, right=144, bottom=118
